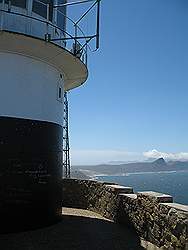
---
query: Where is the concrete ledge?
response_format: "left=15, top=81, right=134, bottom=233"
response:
left=119, top=193, right=138, bottom=200
left=161, top=202, right=188, bottom=213
left=105, top=184, right=133, bottom=194
left=138, top=191, right=173, bottom=203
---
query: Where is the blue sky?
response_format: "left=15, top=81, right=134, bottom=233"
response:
left=68, top=0, right=188, bottom=165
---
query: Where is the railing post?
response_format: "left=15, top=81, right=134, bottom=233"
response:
left=96, top=0, right=100, bottom=49
left=8, top=0, right=11, bottom=12
left=2, top=0, right=5, bottom=7
left=86, top=44, right=88, bottom=66
left=47, top=3, right=49, bottom=22
left=27, top=0, right=33, bottom=35
left=74, top=24, right=78, bottom=55
left=45, top=3, right=50, bottom=42
left=27, top=0, right=33, bottom=15
left=0, top=0, right=5, bottom=31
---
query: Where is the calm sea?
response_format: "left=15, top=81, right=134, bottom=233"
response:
left=96, top=171, right=188, bottom=205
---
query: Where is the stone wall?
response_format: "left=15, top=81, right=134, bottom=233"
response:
left=62, top=179, right=120, bottom=220
left=119, top=194, right=188, bottom=249
left=62, top=178, right=188, bottom=250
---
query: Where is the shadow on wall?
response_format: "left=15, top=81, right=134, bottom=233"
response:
left=0, top=214, right=145, bottom=250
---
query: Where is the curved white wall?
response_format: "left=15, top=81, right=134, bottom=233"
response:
left=0, top=52, right=64, bottom=126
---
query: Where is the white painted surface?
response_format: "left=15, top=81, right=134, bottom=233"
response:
left=0, top=31, right=88, bottom=91
left=0, top=52, right=64, bottom=125
left=0, top=1, right=88, bottom=91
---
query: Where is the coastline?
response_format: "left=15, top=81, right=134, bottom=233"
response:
left=94, top=171, right=188, bottom=205
left=80, top=169, right=188, bottom=179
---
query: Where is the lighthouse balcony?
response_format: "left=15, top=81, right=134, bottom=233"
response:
left=0, top=0, right=89, bottom=91
left=0, top=0, right=88, bottom=65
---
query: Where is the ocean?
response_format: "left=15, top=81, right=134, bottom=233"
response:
left=96, top=171, right=188, bottom=205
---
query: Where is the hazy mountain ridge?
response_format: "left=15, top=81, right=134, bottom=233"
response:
left=72, top=158, right=188, bottom=176
left=71, top=170, right=90, bottom=180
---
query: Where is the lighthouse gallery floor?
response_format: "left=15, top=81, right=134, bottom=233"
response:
left=0, top=207, right=145, bottom=250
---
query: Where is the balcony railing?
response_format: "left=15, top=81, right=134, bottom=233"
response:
left=0, top=0, right=96, bottom=66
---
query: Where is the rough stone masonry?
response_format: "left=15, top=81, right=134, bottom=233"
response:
left=62, top=178, right=188, bottom=250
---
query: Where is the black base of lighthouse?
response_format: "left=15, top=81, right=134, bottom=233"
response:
left=0, top=117, right=63, bottom=233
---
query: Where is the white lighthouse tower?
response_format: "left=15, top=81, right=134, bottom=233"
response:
left=0, top=0, right=100, bottom=232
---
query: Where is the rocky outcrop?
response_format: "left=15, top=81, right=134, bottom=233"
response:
left=62, top=178, right=188, bottom=250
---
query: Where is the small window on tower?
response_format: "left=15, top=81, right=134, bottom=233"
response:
left=59, top=87, right=62, bottom=99
left=57, top=85, right=63, bottom=102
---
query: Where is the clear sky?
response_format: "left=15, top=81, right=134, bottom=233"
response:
left=68, top=0, right=188, bottom=165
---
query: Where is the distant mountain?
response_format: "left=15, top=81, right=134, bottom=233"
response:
left=153, top=157, right=167, bottom=166
left=71, top=170, right=90, bottom=180
left=72, top=158, right=188, bottom=176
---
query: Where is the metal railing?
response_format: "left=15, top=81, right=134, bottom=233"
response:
left=0, top=0, right=91, bottom=65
